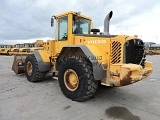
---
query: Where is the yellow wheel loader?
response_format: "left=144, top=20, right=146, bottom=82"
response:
left=0, top=48, right=9, bottom=55
left=12, top=46, right=44, bottom=74
left=147, top=45, right=160, bottom=55
left=0, top=45, right=12, bottom=55
left=9, top=48, right=20, bottom=55
left=12, top=11, right=153, bottom=101
left=9, top=44, right=24, bottom=55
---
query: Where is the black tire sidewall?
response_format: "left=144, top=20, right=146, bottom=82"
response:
left=58, top=57, right=89, bottom=100
left=24, top=55, right=38, bottom=82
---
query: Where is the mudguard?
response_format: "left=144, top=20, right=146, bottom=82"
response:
left=56, top=45, right=107, bottom=80
left=33, top=50, right=50, bottom=72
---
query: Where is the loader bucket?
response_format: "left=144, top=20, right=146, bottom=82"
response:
left=12, top=54, right=27, bottom=74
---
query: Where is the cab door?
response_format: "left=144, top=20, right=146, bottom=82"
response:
left=56, top=15, right=69, bottom=53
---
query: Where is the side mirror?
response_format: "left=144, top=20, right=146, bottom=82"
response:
left=51, top=16, right=54, bottom=27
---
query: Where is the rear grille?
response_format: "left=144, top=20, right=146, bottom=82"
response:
left=124, top=39, right=145, bottom=67
left=111, top=41, right=122, bottom=64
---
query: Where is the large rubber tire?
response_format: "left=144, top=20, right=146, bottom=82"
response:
left=58, top=56, right=98, bottom=101
left=24, top=54, right=46, bottom=82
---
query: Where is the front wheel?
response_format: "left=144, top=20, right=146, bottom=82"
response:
left=24, top=54, right=46, bottom=82
left=58, top=56, right=98, bottom=101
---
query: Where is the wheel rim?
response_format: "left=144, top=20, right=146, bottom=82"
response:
left=27, top=61, right=33, bottom=76
left=64, top=69, right=79, bottom=91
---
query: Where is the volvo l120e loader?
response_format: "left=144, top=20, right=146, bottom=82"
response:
left=12, top=11, right=153, bottom=101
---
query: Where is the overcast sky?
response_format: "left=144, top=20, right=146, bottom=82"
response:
left=0, top=0, right=160, bottom=44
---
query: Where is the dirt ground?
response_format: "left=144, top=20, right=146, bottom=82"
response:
left=0, top=55, right=160, bottom=120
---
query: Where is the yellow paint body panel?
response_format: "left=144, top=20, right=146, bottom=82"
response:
left=37, top=50, right=50, bottom=62
left=105, top=61, right=153, bottom=87
left=74, top=35, right=111, bottom=64
left=85, top=45, right=107, bottom=63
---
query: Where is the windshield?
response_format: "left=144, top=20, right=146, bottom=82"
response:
left=73, top=15, right=90, bottom=34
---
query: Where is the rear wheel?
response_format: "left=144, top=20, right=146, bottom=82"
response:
left=24, top=54, right=46, bottom=82
left=58, top=56, right=98, bottom=101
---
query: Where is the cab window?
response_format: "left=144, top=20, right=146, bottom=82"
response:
left=73, top=15, right=90, bottom=34
left=58, top=16, right=68, bottom=40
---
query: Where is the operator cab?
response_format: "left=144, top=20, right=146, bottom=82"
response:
left=51, top=11, right=92, bottom=40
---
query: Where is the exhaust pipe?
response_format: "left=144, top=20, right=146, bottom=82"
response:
left=104, top=11, right=113, bottom=35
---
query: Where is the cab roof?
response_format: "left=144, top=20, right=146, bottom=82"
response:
left=55, top=11, right=92, bottom=21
